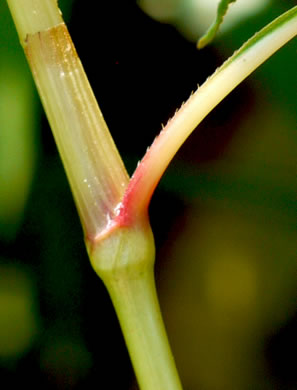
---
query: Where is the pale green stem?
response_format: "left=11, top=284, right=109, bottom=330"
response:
left=7, top=2, right=296, bottom=390
left=7, top=2, right=184, bottom=389
left=6, top=0, right=62, bottom=38
left=89, top=220, right=183, bottom=390
left=7, top=0, right=129, bottom=238
left=105, top=267, right=182, bottom=390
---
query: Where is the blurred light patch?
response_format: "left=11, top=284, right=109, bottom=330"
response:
left=138, top=0, right=270, bottom=42
left=159, top=205, right=297, bottom=389
left=138, top=0, right=181, bottom=22
left=0, top=64, right=36, bottom=239
left=188, top=0, right=270, bottom=34
left=204, top=247, right=257, bottom=315
left=0, top=264, right=39, bottom=360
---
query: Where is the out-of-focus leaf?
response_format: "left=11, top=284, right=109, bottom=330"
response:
left=0, top=264, right=39, bottom=360
left=0, top=65, right=36, bottom=236
left=0, top=1, right=37, bottom=239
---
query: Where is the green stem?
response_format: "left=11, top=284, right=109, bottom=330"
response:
left=6, top=0, right=129, bottom=239
left=7, top=1, right=183, bottom=388
left=105, top=267, right=182, bottom=390
left=89, top=220, right=183, bottom=390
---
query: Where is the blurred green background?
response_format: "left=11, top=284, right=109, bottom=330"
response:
left=0, top=0, right=296, bottom=389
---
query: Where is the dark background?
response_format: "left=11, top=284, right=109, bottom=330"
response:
left=0, top=1, right=296, bottom=389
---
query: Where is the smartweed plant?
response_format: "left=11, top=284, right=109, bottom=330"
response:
left=5, top=0, right=297, bottom=389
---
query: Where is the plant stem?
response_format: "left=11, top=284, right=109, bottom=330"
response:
left=105, top=266, right=182, bottom=390
left=7, top=0, right=129, bottom=238
left=6, top=0, right=62, bottom=39
left=7, top=2, right=296, bottom=389
left=7, top=2, right=184, bottom=389
left=123, top=6, right=297, bottom=217
left=89, top=219, right=183, bottom=390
